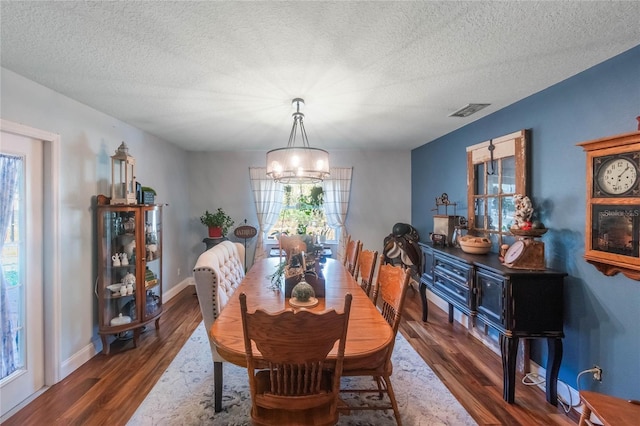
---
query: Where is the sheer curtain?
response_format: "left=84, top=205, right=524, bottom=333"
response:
left=1, top=154, right=20, bottom=379
left=322, top=167, right=352, bottom=262
left=249, top=167, right=283, bottom=264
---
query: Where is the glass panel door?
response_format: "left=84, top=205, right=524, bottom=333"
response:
left=1, top=133, right=44, bottom=418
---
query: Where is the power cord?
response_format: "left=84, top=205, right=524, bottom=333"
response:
left=521, top=372, right=575, bottom=414
left=576, top=367, right=601, bottom=392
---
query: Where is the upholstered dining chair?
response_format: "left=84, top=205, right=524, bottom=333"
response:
left=340, top=263, right=411, bottom=426
left=355, top=250, right=380, bottom=299
left=343, top=238, right=362, bottom=277
left=239, top=292, right=353, bottom=426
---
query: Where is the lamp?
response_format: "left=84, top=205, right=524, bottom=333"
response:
left=110, top=142, right=137, bottom=205
left=266, top=98, right=330, bottom=183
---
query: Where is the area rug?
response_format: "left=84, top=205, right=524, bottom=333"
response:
left=128, top=322, right=476, bottom=425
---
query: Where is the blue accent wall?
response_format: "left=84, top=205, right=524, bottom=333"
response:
left=412, top=45, right=640, bottom=399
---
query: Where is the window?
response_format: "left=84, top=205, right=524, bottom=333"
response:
left=269, top=184, right=335, bottom=243
left=467, top=130, right=529, bottom=248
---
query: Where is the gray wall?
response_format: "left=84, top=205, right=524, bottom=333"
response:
left=186, top=149, right=411, bottom=271
left=1, top=66, right=411, bottom=378
left=1, top=68, right=193, bottom=364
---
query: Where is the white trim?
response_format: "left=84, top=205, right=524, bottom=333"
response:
left=60, top=342, right=100, bottom=380
left=0, top=119, right=62, bottom=385
left=162, top=277, right=194, bottom=303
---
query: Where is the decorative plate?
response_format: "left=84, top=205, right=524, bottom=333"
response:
left=289, top=297, right=319, bottom=308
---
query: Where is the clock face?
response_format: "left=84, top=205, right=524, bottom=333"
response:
left=596, top=156, right=639, bottom=196
left=504, top=240, right=525, bottom=264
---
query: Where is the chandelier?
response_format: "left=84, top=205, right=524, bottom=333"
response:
left=266, top=98, right=330, bottom=183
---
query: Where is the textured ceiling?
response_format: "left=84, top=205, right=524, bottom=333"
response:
left=1, top=1, right=639, bottom=151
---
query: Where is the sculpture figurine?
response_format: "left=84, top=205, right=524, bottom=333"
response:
left=512, top=194, right=533, bottom=229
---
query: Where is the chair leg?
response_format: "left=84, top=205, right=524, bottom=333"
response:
left=374, top=376, right=384, bottom=398
left=382, top=374, right=402, bottom=426
left=214, top=361, right=223, bottom=412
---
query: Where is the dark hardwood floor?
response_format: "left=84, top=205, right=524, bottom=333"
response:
left=5, top=285, right=578, bottom=425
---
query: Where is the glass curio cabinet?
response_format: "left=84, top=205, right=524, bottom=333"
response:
left=96, top=204, right=163, bottom=355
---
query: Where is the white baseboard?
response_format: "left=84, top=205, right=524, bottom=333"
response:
left=59, top=277, right=196, bottom=381
left=60, top=341, right=100, bottom=380
left=163, top=277, right=195, bottom=303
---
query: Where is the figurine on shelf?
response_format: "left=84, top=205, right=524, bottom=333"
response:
left=112, top=253, right=121, bottom=266
left=120, top=253, right=129, bottom=266
left=510, top=194, right=547, bottom=236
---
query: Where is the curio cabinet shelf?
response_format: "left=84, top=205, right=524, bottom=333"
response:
left=96, top=204, right=163, bottom=354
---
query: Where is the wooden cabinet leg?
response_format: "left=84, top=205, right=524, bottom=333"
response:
left=101, top=335, right=109, bottom=355
left=133, top=328, right=141, bottom=348
left=545, top=337, right=563, bottom=406
left=419, top=282, right=429, bottom=322
left=500, top=334, right=519, bottom=403
left=155, top=317, right=161, bottom=331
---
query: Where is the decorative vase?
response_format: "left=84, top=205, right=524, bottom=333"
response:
left=208, top=227, right=222, bottom=238
left=291, top=280, right=315, bottom=301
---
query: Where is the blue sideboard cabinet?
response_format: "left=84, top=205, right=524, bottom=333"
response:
left=418, top=242, right=566, bottom=405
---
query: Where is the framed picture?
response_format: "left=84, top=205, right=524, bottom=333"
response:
left=591, top=204, right=640, bottom=258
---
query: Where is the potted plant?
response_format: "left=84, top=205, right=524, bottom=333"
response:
left=200, top=208, right=234, bottom=238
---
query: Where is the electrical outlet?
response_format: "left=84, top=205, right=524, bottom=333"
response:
left=177, top=268, right=181, bottom=277
left=593, top=365, right=602, bottom=381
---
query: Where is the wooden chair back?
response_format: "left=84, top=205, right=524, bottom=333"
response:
left=240, top=292, right=352, bottom=425
left=342, top=234, right=352, bottom=265
left=355, top=249, right=379, bottom=298
left=372, top=263, right=411, bottom=336
left=344, top=239, right=362, bottom=277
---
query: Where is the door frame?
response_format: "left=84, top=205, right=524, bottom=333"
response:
left=1, top=119, right=61, bottom=386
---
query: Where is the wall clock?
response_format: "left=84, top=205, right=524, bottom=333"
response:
left=577, top=130, right=640, bottom=280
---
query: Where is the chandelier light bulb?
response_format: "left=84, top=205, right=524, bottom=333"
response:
left=266, top=98, right=330, bottom=184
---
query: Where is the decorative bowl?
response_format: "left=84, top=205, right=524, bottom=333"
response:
left=458, top=236, right=492, bottom=254
left=107, top=284, right=124, bottom=293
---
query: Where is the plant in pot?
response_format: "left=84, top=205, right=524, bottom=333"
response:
left=200, top=208, right=234, bottom=238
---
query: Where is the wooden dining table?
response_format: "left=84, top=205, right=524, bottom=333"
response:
left=211, top=257, right=393, bottom=370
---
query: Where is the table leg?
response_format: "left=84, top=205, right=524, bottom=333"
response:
left=214, top=361, right=223, bottom=412
left=419, top=282, right=429, bottom=322
left=545, top=337, right=563, bottom=406
left=448, top=304, right=454, bottom=323
left=500, top=334, right=519, bottom=403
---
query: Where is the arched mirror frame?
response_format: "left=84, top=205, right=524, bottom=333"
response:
left=466, top=129, right=529, bottom=249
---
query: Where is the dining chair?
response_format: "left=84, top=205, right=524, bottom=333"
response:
left=239, top=292, right=353, bottom=426
left=355, top=250, right=380, bottom=298
left=340, top=263, right=411, bottom=426
left=344, top=238, right=362, bottom=277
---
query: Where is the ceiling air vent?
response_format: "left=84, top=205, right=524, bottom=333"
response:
left=449, top=103, right=490, bottom=118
